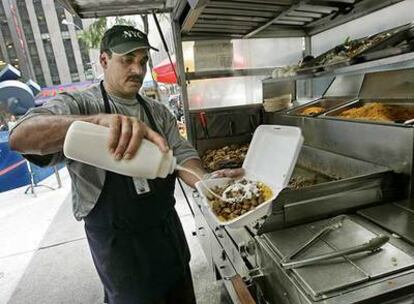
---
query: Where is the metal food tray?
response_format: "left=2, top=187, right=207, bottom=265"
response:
left=322, top=99, right=414, bottom=125
left=287, top=166, right=336, bottom=190
left=258, top=215, right=414, bottom=302
left=287, top=97, right=356, bottom=117
left=259, top=145, right=399, bottom=232
left=296, top=63, right=326, bottom=75
left=290, top=145, right=389, bottom=187
left=297, top=23, right=413, bottom=74
left=353, top=24, right=414, bottom=63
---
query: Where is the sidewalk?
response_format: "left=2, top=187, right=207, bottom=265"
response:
left=0, top=168, right=71, bottom=304
left=0, top=169, right=228, bottom=303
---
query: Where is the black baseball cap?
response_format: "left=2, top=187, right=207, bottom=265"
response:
left=100, top=25, right=159, bottom=55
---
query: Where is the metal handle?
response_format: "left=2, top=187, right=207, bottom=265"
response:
left=229, top=120, right=234, bottom=136
left=282, top=216, right=346, bottom=263
left=198, top=112, right=209, bottom=138
left=248, top=267, right=265, bottom=279
left=364, top=234, right=390, bottom=251
left=281, top=235, right=389, bottom=270
left=230, top=275, right=256, bottom=304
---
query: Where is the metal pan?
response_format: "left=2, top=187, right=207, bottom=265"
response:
left=298, top=23, right=412, bottom=74
left=258, top=145, right=399, bottom=233
left=322, top=99, right=414, bottom=125
left=353, top=25, right=414, bottom=63
left=296, top=64, right=325, bottom=75
left=287, top=97, right=356, bottom=117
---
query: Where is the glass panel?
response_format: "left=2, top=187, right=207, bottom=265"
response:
left=54, top=1, right=68, bottom=32
left=63, top=38, right=79, bottom=81
left=0, top=47, right=4, bottom=63
left=0, top=1, right=18, bottom=67
left=78, top=39, right=90, bottom=69
left=73, top=16, right=83, bottom=30
left=16, top=0, right=45, bottom=86
left=187, top=76, right=265, bottom=110
left=33, top=0, right=48, bottom=34
left=43, top=40, right=60, bottom=84
left=183, top=37, right=303, bottom=72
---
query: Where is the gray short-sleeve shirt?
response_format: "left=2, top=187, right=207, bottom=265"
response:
left=11, top=83, right=199, bottom=220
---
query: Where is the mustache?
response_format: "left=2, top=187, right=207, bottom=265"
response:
left=127, top=75, right=144, bottom=83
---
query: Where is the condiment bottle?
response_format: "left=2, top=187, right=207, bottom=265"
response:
left=63, top=121, right=176, bottom=179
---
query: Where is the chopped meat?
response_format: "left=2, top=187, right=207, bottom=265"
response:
left=202, top=144, right=249, bottom=171
left=208, top=179, right=272, bottom=222
left=288, top=176, right=319, bottom=189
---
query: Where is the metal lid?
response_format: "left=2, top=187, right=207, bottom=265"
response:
left=359, top=68, right=414, bottom=99
left=324, top=74, right=364, bottom=97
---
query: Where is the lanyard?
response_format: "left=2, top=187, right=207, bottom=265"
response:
left=99, top=80, right=160, bottom=133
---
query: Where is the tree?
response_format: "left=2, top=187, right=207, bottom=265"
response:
left=78, top=17, right=107, bottom=50
left=79, top=17, right=139, bottom=50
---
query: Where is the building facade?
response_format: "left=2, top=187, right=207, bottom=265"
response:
left=0, top=0, right=92, bottom=87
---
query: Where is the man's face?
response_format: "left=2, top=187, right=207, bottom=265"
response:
left=100, top=48, right=149, bottom=97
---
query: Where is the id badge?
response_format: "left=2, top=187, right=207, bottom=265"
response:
left=133, top=178, right=151, bottom=195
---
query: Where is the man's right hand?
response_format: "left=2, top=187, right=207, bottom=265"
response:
left=94, top=114, right=169, bottom=160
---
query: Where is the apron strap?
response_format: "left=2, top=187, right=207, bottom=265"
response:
left=99, top=80, right=160, bottom=134
left=136, top=94, right=161, bottom=134
left=99, top=81, right=111, bottom=114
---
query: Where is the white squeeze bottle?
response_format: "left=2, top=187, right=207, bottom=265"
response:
left=63, top=121, right=176, bottom=179
left=64, top=121, right=233, bottom=202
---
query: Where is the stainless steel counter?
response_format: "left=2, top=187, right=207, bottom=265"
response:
left=187, top=68, right=414, bottom=304
left=255, top=214, right=414, bottom=303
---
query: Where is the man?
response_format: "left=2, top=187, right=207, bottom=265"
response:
left=7, top=115, right=17, bottom=130
left=9, top=25, right=242, bottom=304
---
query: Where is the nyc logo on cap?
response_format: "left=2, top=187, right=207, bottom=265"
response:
left=123, top=30, right=143, bottom=39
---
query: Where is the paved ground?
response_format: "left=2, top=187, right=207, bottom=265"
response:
left=0, top=168, right=229, bottom=304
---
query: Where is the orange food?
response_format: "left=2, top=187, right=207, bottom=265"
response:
left=337, top=103, right=414, bottom=122
left=301, top=106, right=325, bottom=116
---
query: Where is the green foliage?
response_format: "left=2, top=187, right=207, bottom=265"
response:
left=114, top=16, right=137, bottom=27
left=79, top=17, right=138, bottom=50
left=79, top=17, right=107, bottom=49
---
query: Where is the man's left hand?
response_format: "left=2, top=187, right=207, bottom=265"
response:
left=208, top=168, right=245, bottom=179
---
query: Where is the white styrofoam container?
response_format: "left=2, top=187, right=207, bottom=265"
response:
left=195, top=125, right=303, bottom=228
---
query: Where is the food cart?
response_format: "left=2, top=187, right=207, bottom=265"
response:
left=58, top=0, right=414, bottom=302
left=171, top=1, right=414, bottom=303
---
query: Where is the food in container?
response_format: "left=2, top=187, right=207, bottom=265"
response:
left=298, top=24, right=408, bottom=73
left=318, top=33, right=391, bottom=66
left=288, top=176, right=319, bottom=189
left=336, top=102, right=414, bottom=122
left=271, top=65, right=299, bottom=78
left=202, top=144, right=249, bottom=171
left=207, top=178, right=273, bottom=222
left=196, top=125, right=303, bottom=228
left=300, top=106, right=325, bottom=116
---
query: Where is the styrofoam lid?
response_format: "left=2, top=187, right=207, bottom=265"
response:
left=242, top=125, right=303, bottom=190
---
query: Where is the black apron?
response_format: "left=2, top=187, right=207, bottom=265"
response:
left=84, top=82, right=192, bottom=304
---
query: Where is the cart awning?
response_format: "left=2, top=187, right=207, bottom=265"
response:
left=173, top=0, right=406, bottom=40
left=57, top=0, right=405, bottom=39
left=57, top=0, right=176, bottom=18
